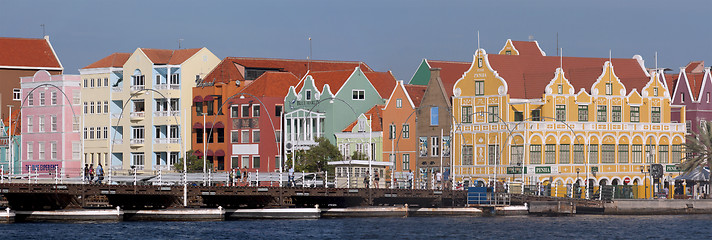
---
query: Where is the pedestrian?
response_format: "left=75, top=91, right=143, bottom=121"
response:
left=436, top=171, right=442, bottom=190
left=235, top=167, right=242, bottom=186
left=89, top=164, right=95, bottom=183
left=374, top=171, right=380, bottom=188
left=288, top=167, right=295, bottom=187
left=96, top=163, right=104, bottom=184
left=364, top=171, right=370, bottom=188
left=407, top=169, right=413, bottom=189
left=83, top=164, right=89, bottom=182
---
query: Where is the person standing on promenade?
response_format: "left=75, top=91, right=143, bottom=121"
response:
left=407, top=170, right=413, bottom=189
left=83, top=164, right=89, bottom=182
left=89, top=164, right=95, bottom=183
left=364, top=171, right=370, bottom=188
left=436, top=171, right=442, bottom=190
left=374, top=171, right=380, bottom=188
left=235, top=167, right=242, bottom=186
left=288, top=167, right=295, bottom=187
left=96, top=163, right=104, bottom=184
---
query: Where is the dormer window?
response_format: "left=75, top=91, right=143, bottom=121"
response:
left=605, top=83, right=612, bottom=95
left=505, top=50, right=512, bottom=55
left=653, top=87, right=658, bottom=97
left=477, top=58, right=483, bottom=68
left=558, top=84, right=563, bottom=94
left=306, top=90, right=312, bottom=101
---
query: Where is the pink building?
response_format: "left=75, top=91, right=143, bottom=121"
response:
left=21, top=70, right=81, bottom=177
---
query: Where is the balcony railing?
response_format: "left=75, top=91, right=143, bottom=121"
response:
left=154, top=138, right=180, bottom=144
left=130, top=112, right=145, bottom=119
left=130, top=139, right=145, bottom=145
left=130, top=85, right=145, bottom=92
left=154, top=84, right=180, bottom=90
left=153, top=111, right=180, bottom=117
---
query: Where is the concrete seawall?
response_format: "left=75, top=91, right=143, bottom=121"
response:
left=605, top=200, right=712, bottom=215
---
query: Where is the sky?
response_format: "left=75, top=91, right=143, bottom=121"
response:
left=2, top=0, right=712, bottom=81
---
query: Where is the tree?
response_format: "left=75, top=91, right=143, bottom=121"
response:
left=299, top=137, right=339, bottom=173
left=682, top=122, right=712, bottom=198
left=174, top=150, right=211, bottom=173
left=351, top=151, right=368, bottom=161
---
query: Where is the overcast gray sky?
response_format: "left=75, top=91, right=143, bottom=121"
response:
left=2, top=0, right=710, bottom=81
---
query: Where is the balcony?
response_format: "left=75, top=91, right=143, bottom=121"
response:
left=153, top=111, right=180, bottom=117
left=154, top=84, right=180, bottom=90
left=155, top=138, right=181, bottom=144
left=130, top=85, right=145, bottom=94
left=130, top=112, right=145, bottom=121
left=130, top=138, right=145, bottom=147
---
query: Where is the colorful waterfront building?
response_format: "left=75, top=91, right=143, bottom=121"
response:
left=110, top=48, right=220, bottom=173
left=335, top=105, right=386, bottom=186
left=0, top=116, right=20, bottom=174
left=191, top=57, right=369, bottom=172
left=20, top=70, right=81, bottom=177
left=381, top=81, right=425, bottom=186
left=0, top=36, right=63, bottom=122
left=283, top=67, right=396, bottom=156
left=451, top=39, right=686, bottom=190
left=79, top=52, right=130, bottom=170
left=667, top=61, right=710, bottom=136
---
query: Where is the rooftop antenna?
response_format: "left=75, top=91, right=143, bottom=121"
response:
left=609, top=49, right=612, bottom=83
left=178, top=39, right=183, bottom=49
left=40, top=24, right=45, bottom=37
left=308, top=37, right=312, bottom=72
left=560, top=48, right=563, bottom=70
left=477, top=31, right=480, bottom=55
left=655, top=51, right=658, bottom=70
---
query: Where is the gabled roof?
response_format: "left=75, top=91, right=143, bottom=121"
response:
left=82, top=52, right=131, bottom=69
left=140, top=48, right=201, bottom=65
left=240, top=72, right=300, bottom=97
left=664, top=61, right=706, bottom=98
left=486, top=54, right=650, bottom=99
left=0, top=37, right=62, bottom=69
left=342, top=105, right=384, bottom=132
left=425, top=60, right=471, bottom=97
left=404, top=84, right=427, bottom=107
left=364, top=71, right=397, bottom=99
left=510, top=41, right=546, bottom=56
left=203, top=57, right=372, bottom=84
left=295, top=70, right=354, bottom=93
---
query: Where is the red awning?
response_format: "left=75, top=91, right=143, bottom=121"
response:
left=214, top=121, right=224, bottom=128
left=215, top=150, right=225, bottom=157
left=192, top=122, right=203, bottom=129
left=192, top=150, right=201, bottom=156
left=204, top=122, right=213, bottom=129
left=193, top=96, right=203, bottom=103
left=204, top=95, right=214, bottom=101
left=206, top=150, right=214, bottom=156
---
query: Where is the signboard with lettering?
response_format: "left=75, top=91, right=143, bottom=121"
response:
left=534, top=166, right=551, bottom=174
left=506, top=166, right=527, bottom=174
left=591, top=166, right=599, bottom=173
left=665, top=165, right=681, bottom=172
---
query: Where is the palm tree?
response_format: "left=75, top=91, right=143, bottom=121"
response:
left=681, top=122, right=712, bottom=198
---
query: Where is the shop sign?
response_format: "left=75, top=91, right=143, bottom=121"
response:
left=506, top=167, right=527, bottom=174
left=665, top=165, right=681, bottom=172
left=534, top=166, right=551, bottom=174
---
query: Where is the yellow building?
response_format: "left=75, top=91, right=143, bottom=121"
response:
left=452, top=40, right=686, bottom=192
left=107, top=48, right=219, bottom=173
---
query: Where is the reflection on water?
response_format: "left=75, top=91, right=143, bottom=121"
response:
left=0, top=215, right=709, bottom=239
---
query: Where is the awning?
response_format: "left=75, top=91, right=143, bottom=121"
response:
left=193, top=96, right=203, bottom=103
left=214, top=121, right=224, bottom=128
left=204, top=122, right=213, bottom=129
left=675, top=167, right=710, bottom=181
left=215, top=150, right=225, bottom=157
left=204, top=95, right=214, bottom=101
left=192, top=122, right=203, bottom=129
left=206, top=150, right=214, bottom=156
left=192, top=150, right=201, bottom=156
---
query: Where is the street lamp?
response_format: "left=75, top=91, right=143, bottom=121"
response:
left=7, top=105, right=12, bottom=179
left=202, top=112, right=207, bottom=185
left=576, top=167, right=580, bottom=198
left=640, top=165, right=650, bottom=199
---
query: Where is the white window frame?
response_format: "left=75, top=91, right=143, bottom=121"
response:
left=12, top=88, right=21, bottom=101
left=431, top=136, right=439, bottom=157
left=38, top=116, right=45, bottom=132
left=51, top=115, right=58, bottom=132
left=50, top=142, right=57, bottom=160
left=27, top=116, right=33, bottom=133
left=38, top=142, right=45, bottom=160
left=352, top=89, right=365, bottom=100
left=26, top=142, right=33, bottom=160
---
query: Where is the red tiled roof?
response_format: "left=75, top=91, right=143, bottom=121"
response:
left=342, top=105, right=385, bottom=132
left=140, top=48, right=201, bottom=65
left=240, top=72, right=300, bottom=97
left=511, top=41, right=545, bottom=56
left=202, top=58, right=246, bottom=84
left=686, top=61, right=705, bottom=73
left=229, top=57, right=372, bottom=79
left=664, top=73, right=677, bottom=96
left=681, top=72, right=706, bottom=99
left=364, top=71, right=397, bottom=99
left=426, top=60, right=471, bottom=97
left=487, top=54, right=650, bottom=99
left=404, top=84, right=427, bottom=107
left=296, top=70, right=353, bottom=94
left=82, top=52, right=131, bottom=69
left=0, top=37, right=61, bottom=69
